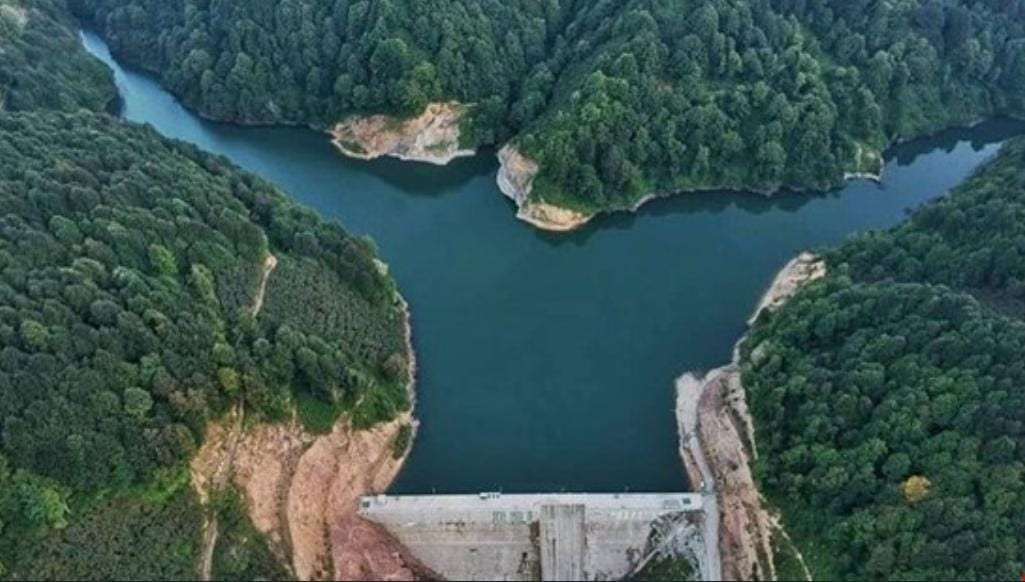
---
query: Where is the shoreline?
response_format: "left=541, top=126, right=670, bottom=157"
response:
left=675, top=252, right=823, bottom=581
left=492, top=114, right=1025, bottom=233
left=494, top=147, right=887, bottom=233
left=395, top=292, right=420, bottom=466
left=82, top=28, right=1019, bottom=236
left=496, top=144, right=595, bottom=231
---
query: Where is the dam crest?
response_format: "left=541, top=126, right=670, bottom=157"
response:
left=360, top=492, right=715, bottom=581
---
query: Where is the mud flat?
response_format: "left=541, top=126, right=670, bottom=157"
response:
left=331, top=101, right=475, bottom=166
left=676, top=253, right=822, bottom=581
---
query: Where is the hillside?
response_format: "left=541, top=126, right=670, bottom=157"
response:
left=0, top=0, right=115, bottom=112
left=742, top=137, right=1025, bottom=579
left=0, top=3, right=415, bottom=575
left=72, top=0, right=1025, bottom=223
left=0, top=109, right=412, bottom=579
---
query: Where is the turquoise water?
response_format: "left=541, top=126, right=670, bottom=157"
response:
left=82, top=31, right=1025, bottom=494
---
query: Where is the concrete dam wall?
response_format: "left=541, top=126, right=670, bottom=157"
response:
left=359, top=492, right=706, bottom=581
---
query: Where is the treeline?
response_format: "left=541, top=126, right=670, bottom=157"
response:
left=0, top=0, right=115, bottom=112
left=72, top=0, right=1025, bottom=213
left=69, top=0, right=561, bottom=123
left=742, top=137, right=1025, bottom=579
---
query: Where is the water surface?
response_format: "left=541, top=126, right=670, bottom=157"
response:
left=82, top=30, right=1025, bottom=494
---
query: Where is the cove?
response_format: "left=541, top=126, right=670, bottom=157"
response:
left=81, top=30, right=1025, bottom=495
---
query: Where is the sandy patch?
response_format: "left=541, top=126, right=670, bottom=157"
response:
left=748, top=253, right=825, bottom=326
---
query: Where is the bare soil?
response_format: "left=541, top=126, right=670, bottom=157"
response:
left=676, top=253, right=822, bottom=581
left=331, top=102, right=474, bottom=166
left=188, top=260, right=425, bottom=581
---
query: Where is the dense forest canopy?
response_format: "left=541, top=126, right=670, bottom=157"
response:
left=0, top=111, right=407, bottom=494
left=743, top=137, right=1025, bottom=579
left=0, top=3, right=410, bottom=576
left=0, top=110, right=409, bottom=578
left=72, top=0, right=1025, bottom=213
left=0, top=0, right=115, bottom=112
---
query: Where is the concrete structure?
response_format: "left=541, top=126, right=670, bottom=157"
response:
left=359, top=492, right=704, bottom=581
left=540, top=504, right=586, bottom=581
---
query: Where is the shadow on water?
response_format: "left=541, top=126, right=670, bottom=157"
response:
left=344, top=147, right=499, bottom=196
left=889, top=118, right=1025, bottom=165
left=230, top=124, right=498, bottom=197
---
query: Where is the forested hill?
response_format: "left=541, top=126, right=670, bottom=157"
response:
left=0, top=4, right=411, bottom=574
left=72, top=0, right=1025, bottom=214
left=742, top=137, right=1025, bottom=580
left=0, top=0, right=115, bottom=112
left=0, top=110, right=411, bottom=578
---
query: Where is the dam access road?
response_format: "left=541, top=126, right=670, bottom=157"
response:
left=360, top=492, right=716, bottom=581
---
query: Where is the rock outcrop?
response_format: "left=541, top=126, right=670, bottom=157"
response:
left=496, top=145, right=592, bottom=232
left=331, top=102, right=474, bottom=166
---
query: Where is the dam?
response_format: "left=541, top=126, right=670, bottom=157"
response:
left=359, top=492, right=712, bottom=581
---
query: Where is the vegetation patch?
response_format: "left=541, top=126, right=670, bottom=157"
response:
left=628, top=555, right=695, bottom=582
left=390, top=423, right=413, bottom=459
left=1, top=0, right=114, bottom=111
left=0, top=110, right=407, bottom=575
left=211, top=489, right=292, bottom=581
left=744, top=137, right=1025, bottom=579
left=338, top=139, right=366, bottom=155
left=7, top=484, right=203, bottom=581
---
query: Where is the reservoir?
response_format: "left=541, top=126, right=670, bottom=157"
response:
left=82, top=31, right=1024, bottom=494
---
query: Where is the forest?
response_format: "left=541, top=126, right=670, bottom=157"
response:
left=71, top=0, right=1025, bottom=214
left=0, top=110, right=410, bottom=577
left=742, top=137, right=1025, bottom=579
left=0, top=2, right=410, bottom=576
left=0, top=109, right=412, bottom=576
left=0, top=0, right=115, bottom=112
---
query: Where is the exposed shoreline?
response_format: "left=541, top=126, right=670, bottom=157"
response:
left=491, top=116, right=1025, bottom=233
left=675, top=252, right=823, bottom=581
left=494, top=144, right=887, bottom=233
left=496, top=144, right=594, bottom=231
left=396, top=292, right=420, bottom=457
left=82, top=31, right=1017, bottom=239
left=330, top=101, right=475, bottom=166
